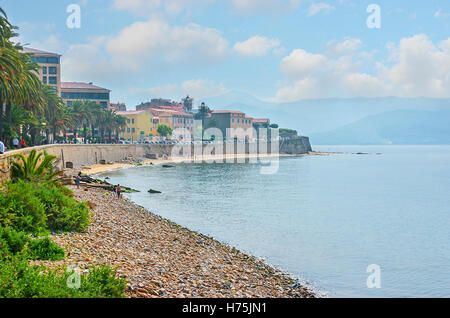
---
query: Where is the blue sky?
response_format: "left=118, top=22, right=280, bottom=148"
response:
left=2, top=0, right=450, bottom=108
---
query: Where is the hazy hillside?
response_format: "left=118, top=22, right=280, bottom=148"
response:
left=202, top=92, right=450, bottom=144
left=309, top=110, right=450, bottom=145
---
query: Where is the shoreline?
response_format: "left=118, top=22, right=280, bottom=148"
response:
left=46, top=152, right=329, bottom=298
left=37, top=186, right=318, bottom=298
left=81, top=152, right=332, bottom=176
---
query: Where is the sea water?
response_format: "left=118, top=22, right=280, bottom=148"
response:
left=99, top=145, right=450, bottom=297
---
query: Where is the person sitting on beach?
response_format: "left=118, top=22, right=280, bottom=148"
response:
left=115, top=184, right=122, bottom=199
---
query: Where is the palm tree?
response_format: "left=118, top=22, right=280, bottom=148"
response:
left=0, top=7, right=43, bottom=144
left=113, top=113, right=127, bottom=142
left=11, top=149, right=62, bottom=183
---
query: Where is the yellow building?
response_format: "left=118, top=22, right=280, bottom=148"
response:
left=116, top=110, right=159, bottom=141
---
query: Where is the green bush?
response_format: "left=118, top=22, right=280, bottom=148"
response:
left=27, top=237, right=65, bottom=261
left=0, top=257, right=127, bottom=298
left=35, top=183, right=90, bottom=233
left=0, top=226, right=30, bottom=257
left=0, top=181, right=90, bottom=234
left=0, top=181, right=48, bottom=236
left=0, top=226, right=65, bottom=261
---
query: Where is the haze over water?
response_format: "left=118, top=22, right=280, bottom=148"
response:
left=100, top=146, right=450, bottom=297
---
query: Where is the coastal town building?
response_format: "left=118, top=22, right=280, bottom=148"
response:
left=22, top=47, right=62, bottom=95
left=149, top=109, right=195, bottom=141
left=136, top=99, right=183, bottom=111
left=61, top=82, right=111, bottom=108
left=116, top=110, right=159, bottom=142
left=207, top=110, right=254, bottom=140
left=110, top=103, right=127, bottom=112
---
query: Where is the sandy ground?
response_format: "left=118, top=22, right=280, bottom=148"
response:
left=81, top=153, right=299, bottom=176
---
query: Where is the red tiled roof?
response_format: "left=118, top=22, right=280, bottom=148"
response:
left=116, top=111, right=145, bottom=116
left=61, top=82, right=110, bottom=91
left=253, top=118, right=270, bottom=123
left=22, top=47, right=61, bottom=56
left=211, top=110, right=245, bottom=114
left=150, top=109, right=193, bottom=117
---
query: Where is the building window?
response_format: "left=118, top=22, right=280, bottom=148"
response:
left=127, top=119, right=130, bottom=124
left=127, top=128, right=130, bottom=133
left=100, top=102, right=107, bottom=108
left=42, top=77, right=47, bottom=84
left=131, top=119, right=135, bottom=124
left=49, top=67, right=57, bottom=74
left=132, top=128, right=135, bottom=133
left=49, top=76, right=57, bottom=84
left=43, top=67, right=47, bottom=74
left=60, top=92, right=110, bottom=100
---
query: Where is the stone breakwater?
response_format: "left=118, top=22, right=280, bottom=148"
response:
left=36, top=186, right=316, bottom=298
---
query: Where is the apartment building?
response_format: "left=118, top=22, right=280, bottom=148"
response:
left=116, top=110, right=158, bottom=141
left=22, top=47, right=62, bottom=95
left=207, top=110, right=254, bottom=140
left=61, top=82, right=111, bottom=108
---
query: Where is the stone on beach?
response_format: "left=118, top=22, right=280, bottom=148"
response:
left=36, top=186, right=316, bottom=298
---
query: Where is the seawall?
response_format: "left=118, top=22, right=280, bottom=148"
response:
left=0, top=137, right=312, bottom=182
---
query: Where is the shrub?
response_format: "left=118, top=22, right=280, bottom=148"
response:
left=0, top=226, right=30, bottom=257
left=0, top=181, right=48, bottom=236
left=0, top=257, right=127, bottom=298
left=0, top=226, right=65, bottom=261
left=0, top=181, right=90, bottom=234
left=35, top=183, right=90, bottom=233
left=27, top=237, right=65, bottom=261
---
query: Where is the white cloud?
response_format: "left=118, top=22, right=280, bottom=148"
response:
left=111, top=0, right=215, bottom=15
left=181, top=79, right=229, bottom=99
left=233, top=36, right=282, bottom=57
left=434, top=9, right=450, bottom=19
left=272, top=34, right=450, bottom=102
left=326, top=38, right=362, bottom=56
left=231, top=0, right=301, bottom=14
left=106, top=19, right=228, bottom=70
left=280, top=49, right=328, bottom=79
left=307, top=2, right=335, bottom=16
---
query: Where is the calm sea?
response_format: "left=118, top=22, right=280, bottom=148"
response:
left=99, top=145, right=450, bottom=297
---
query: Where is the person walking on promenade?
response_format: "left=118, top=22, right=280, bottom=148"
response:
left=0, top=141, right=5, bottom=155
left=115, top=184, right=122, bottom=200
left=12, top=137, right=19, bottom=149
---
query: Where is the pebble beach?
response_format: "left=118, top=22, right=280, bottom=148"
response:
left=38, top=185, right=317, bottom=298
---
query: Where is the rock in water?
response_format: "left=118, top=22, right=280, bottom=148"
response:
left=148, top=189, right=162, bottom=194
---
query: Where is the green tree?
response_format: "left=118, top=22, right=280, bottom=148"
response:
left=157, top=124, right=173, bottom=139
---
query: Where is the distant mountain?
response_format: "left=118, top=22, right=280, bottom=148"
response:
left=309, top=110, right=450, bottom=145
left=202, top=92, right=450, bottom=139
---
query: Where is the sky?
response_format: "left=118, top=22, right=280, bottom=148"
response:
left=2, top=0, right=450, bottom=108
